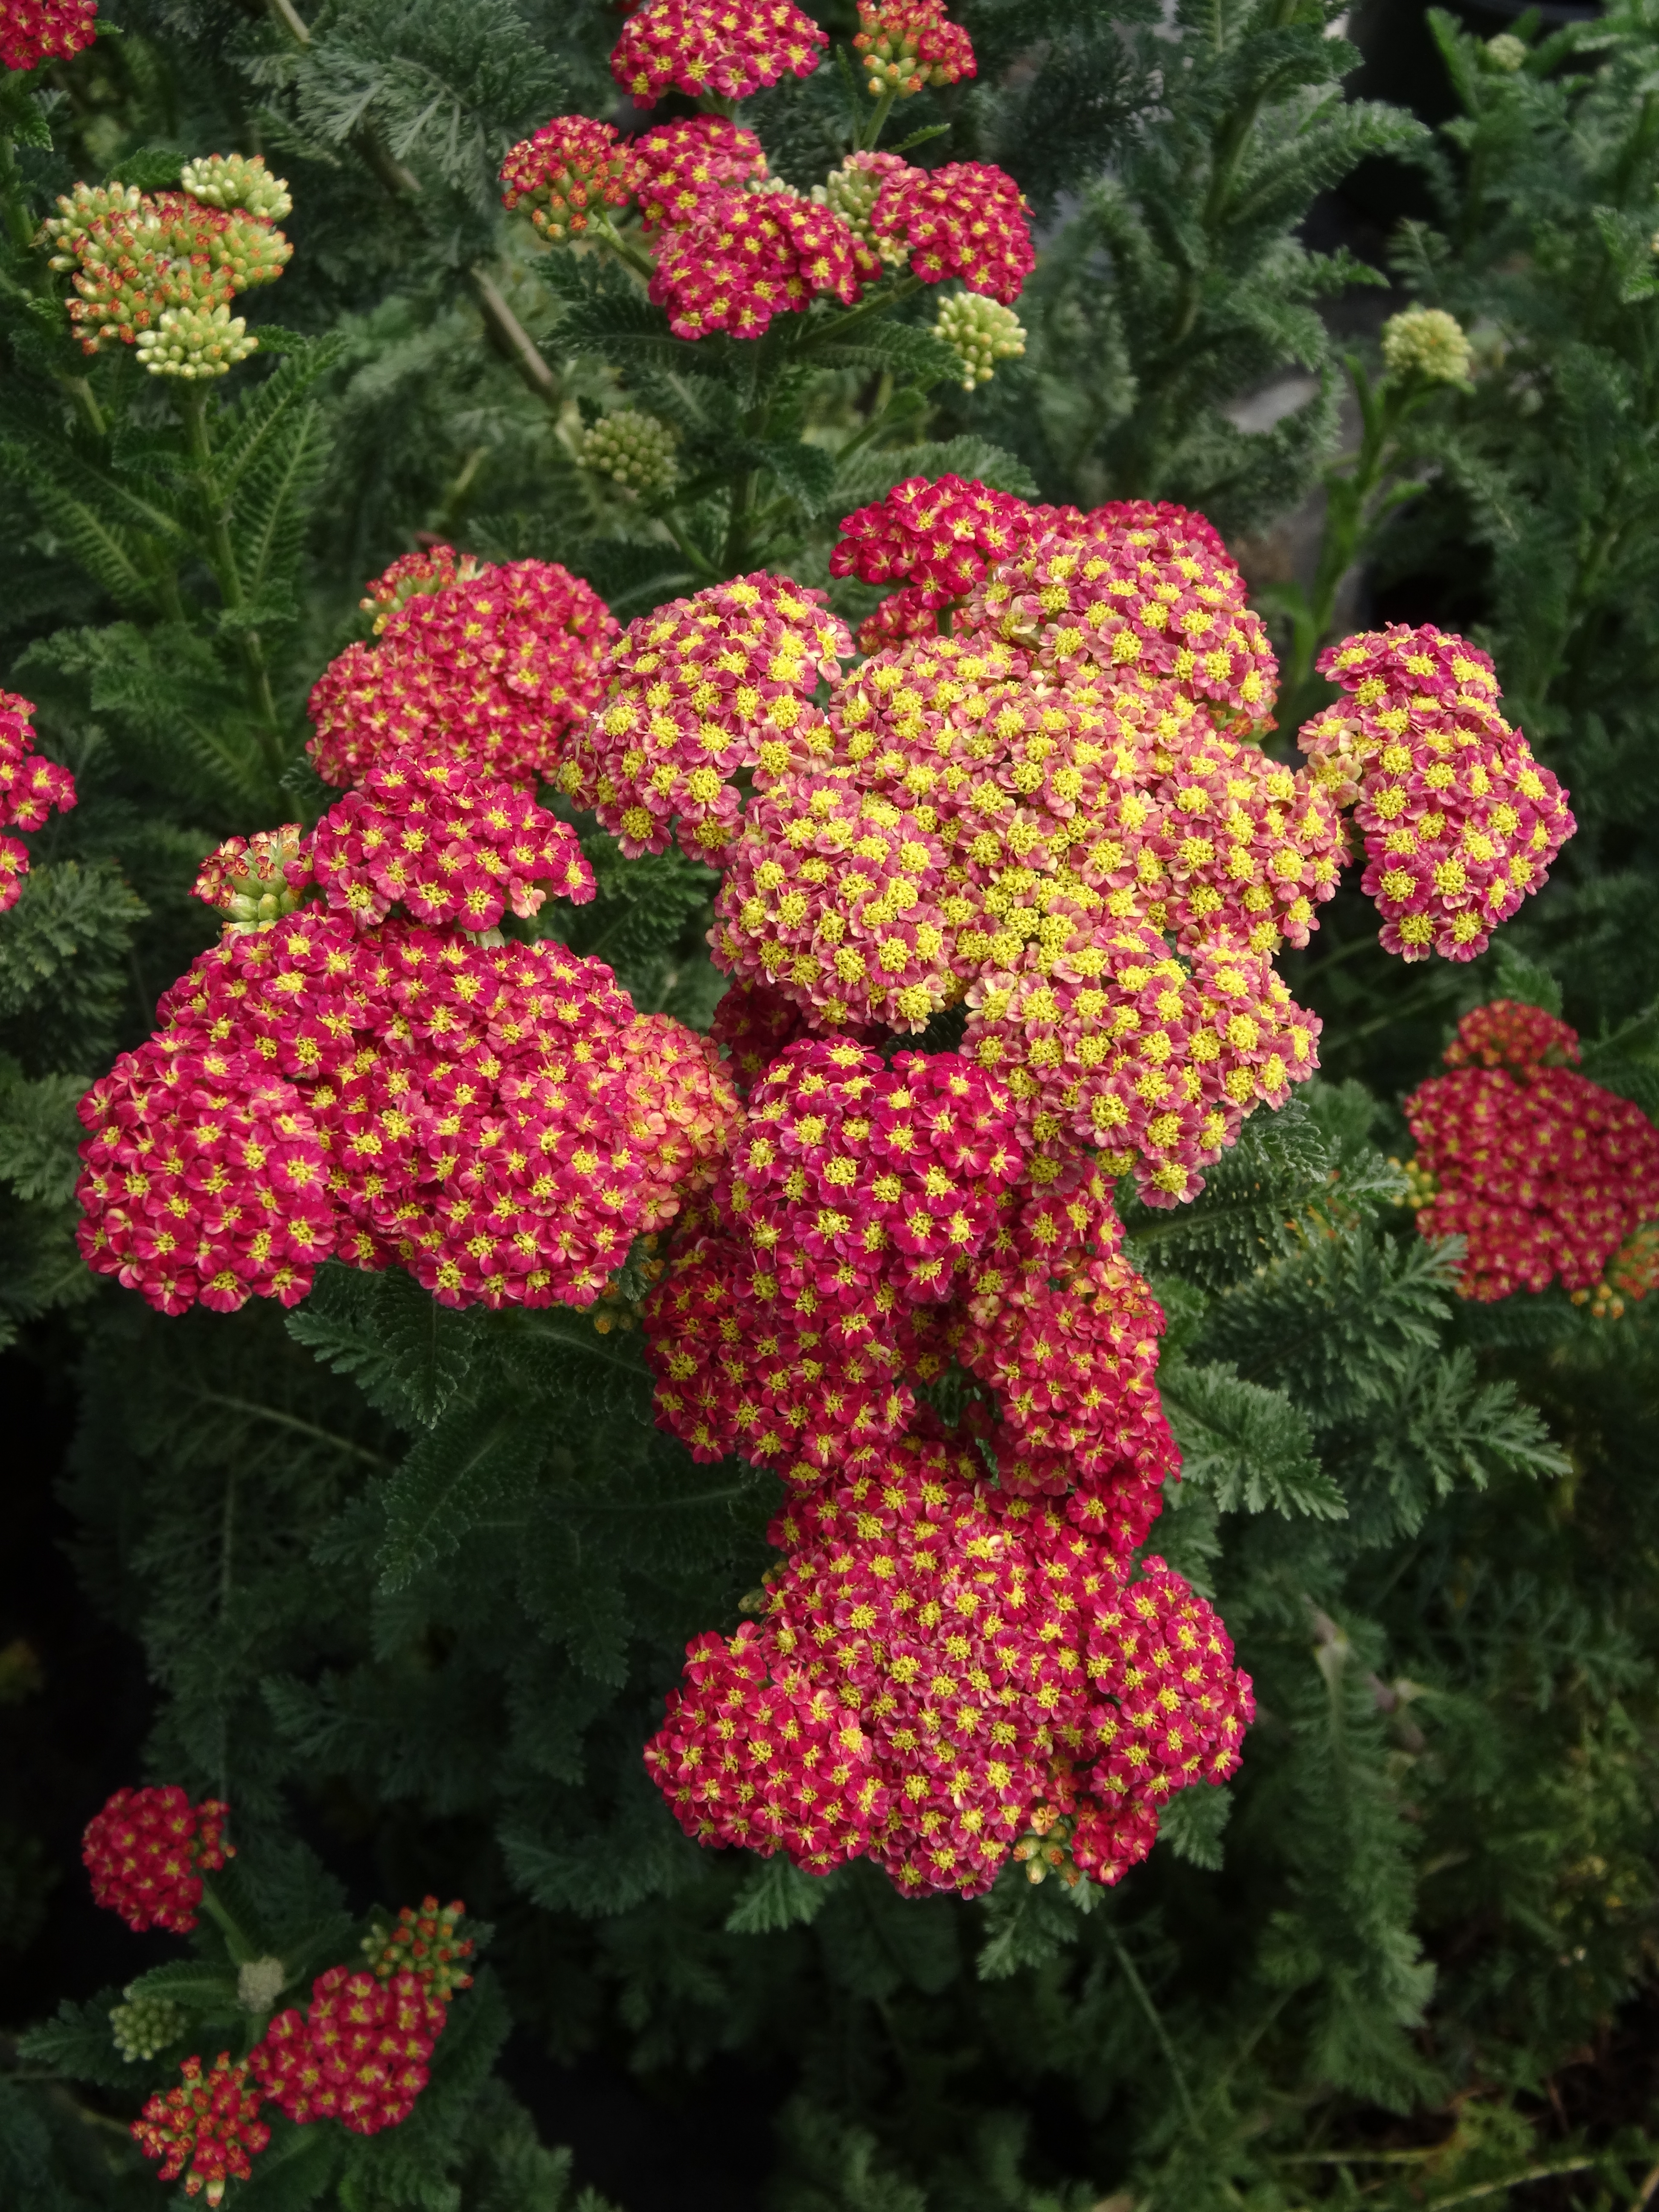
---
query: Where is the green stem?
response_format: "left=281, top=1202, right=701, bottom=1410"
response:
left=178, top=385, right=281, bottom=747
left=593, top=214, right=658, bottom=285
left=196, top=1877, right=260, bottom=1966
left=861, top=86, right=898, bottom=152
left=1105, top=1926, right=1197, bottom=2129
left=658, top=506, right=722, bottom=582
left=812, top=273, right=925, bottom=347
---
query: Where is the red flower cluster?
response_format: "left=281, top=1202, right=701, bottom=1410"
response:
left=611, top=0, right=828, bottom=102
left=498, top=114, right=633, bottom=239
left=0, top=0, right=98, bottom=71
left=1442, top=996, right=1580, bottom=1079
left=360, top=544, right=474, bottom=630
left=854, top=0, right=976, bottom=95
left=82, top=1786, right=232, bottom=1935
left=870, top=160, right=1035, bottom=305
left=76, top=1043, right=336, bottom=1314
left=629, top=115, right=769, bottom=230
left=308, top=551, right=618, bottom=791
left=832, top=476, right=1030, bottom=637
left=310, top=756, right=594, bottom=930
left=1405, top=1003, right=1659, bottom=1300
left=646, top=1434, right=1252, bottom=1897
left=132, top=2054, right=268, bottom=2205
left=1302, top=623, right=1574, bottom=961
left=560, top=571, right=851, bottom=858
left=252, top=1966, right=446, bottom=2135
left=361, top=1895, right=474, bottom=2000
left=192, top=823, right=311, bottom=933
left=43, top=162, right=291, bottom=355
left=649, top=186, right=877, bottom=341
left=0, top=689, right=76, bottom=913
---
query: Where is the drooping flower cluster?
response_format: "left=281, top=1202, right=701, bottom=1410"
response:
left=251, top=1966, right=448, bottom=2135
left=1302, top=623, right=1574, bottom=961
left=649, top=185, right=878, bottom=341
left=559, top=572, right=852, bottom=859
left=497, top=114, right=634, bottom=239
left=611, top=0, right=828, bottom=102
left=132, top=2054, right=269, bottom=2205
left=0, top=0, right=97, bottom=71
left=1404, top=1001, right=1659, bottom=1301
left=854, top=0, right=976, bottom=95
left=308, top=550, right=619, bottom=790
left=82, top=1787, right=233, bottom=1936
left=0, top=689, right=76, bottom=912
left=42, top=154, right=291, bottom=366
left=869, top=160, right=1036, bottom=305
left=309, top=756, right=595, bottom=930
left=646, top=1434, right=1252, bottom=1897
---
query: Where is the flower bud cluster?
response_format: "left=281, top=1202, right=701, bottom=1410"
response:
left=192, top=828, right=311, bottom=934
left=812, top=151, right=911, bottom=262
left=1405, top=1004, right=1659, bottom=1301
left=111, top=1988, right=188, bottom=2064
left=936, top=291, right=1027, bottom=389
left=308, top=549, right=618, bottom=790
left=1381, top=307, right=1472, bottom=386
left=560, top=572, right=852, bottom=859
left=132, top=2053, right=269, bottom=2205
left=82, top=1786, right=233, bottom=1936
left=0, top=689, right=77, bottom=913
left=582, top=408, right=679, bottom=494
left=854, top=0, right=977, bottom=95
left=646, top=1434, right=1251, bottom=1898
left=1303, top=623, right=1574, bottom=960
left=611, top=0, right=828, bottom=103
left=43, top=157, right=291, bottom=364
left=361, top=1896, right=474, bottom=2000
left=0, top=0, right=97, bottom=70
left=309, top=756, right=595, bottom=931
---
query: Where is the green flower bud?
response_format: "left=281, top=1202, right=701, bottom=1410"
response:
left=813, top=153, right=908, bottom=267
left=1484, top=32, right=1527, bottom=71
left=236, top=1956, right=287, bottom=2013
left=110, top=1988, right=186, bottom=2064
left=582, top=410, right=678, bottom=495
left=136, top=303, right=258, bottom=380
left=180, top=153, right=294, bottom=222
left=1380, top=307, right=1473, bottom=387
left=41, top=180, right=144, bottom=267
left=934, top=291, right=1027, bottom=390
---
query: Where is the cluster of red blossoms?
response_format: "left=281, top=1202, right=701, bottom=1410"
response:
left=854, top=0, right=977, bottom=95
left=251, top=1965, right=449, bottom=2135
left=132, top=2054, right=269, bottom=2206
left=646, top=1435, right=1251, bottom=1896
left=309, top=550, right=617, bottom=792
left=0, top=0, right=97, bottom=72
left=1405, top=1000, right=1659, bottom=1303
left=1301, top=625, right=1575, bottom=962
left=82, top=1786, right=233, bottom=1935
left=0, top=689, right=76, bottom=911
left=612, top=0, right=828, bottom=102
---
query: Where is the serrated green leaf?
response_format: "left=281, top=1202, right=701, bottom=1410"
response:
left=726, top=1854, right=838, bottom=1935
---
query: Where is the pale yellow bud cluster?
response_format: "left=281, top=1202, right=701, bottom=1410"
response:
left=1381, top=307, right=1473, bottom=387
left=935, top=291, right=1027, bottom=390
left=582, top=409, right=678, bottom=495
left=136, top=303, right=258, bottom=378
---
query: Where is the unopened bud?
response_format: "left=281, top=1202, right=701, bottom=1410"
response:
left=934, top=292, right=1026, bottom=390
left=136, top=303, right=258, bottom=380
left=1381, top=307, right=1473, bottom=387
left=582, top=410, right=678, bottom=495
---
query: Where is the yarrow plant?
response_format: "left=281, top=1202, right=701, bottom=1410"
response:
left=0, top=687, right=76, bottom=910
left=1405, top=1001, right=1659, bottom=1304
left=81, top=1787, right=233, bottom=1935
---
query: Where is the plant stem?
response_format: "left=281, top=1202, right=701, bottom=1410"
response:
left=862, top=87, right=898, bottom=151
left=591, top=215, right=658, bottom=285
left=197, top=1878, right=260, bottom=1965
left=1105, top=1925, right=1197, bottom=2128
left=178, top=384, right=282, bottom=748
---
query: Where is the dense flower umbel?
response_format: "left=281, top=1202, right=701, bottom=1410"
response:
left=648, top=186, right=879, bottom=341
left=869, top=160, right=1036, bottom=305
left=361, top=544, right=476, bottom=631
left=854, top=0, right=976, bottom=95
left=832, top=474, right=1031, bottom=614
left=936, top=291, right=1026, bottom=389
left=611, top=0, right=828, bottom=102
left=82, top=1787, right=232, bottom=1934
left=308, top=552, right=618, bottom=789
left=561, top=572, right=852, bottom=859
left=498, top=114, right=634, bottom=239
left=0, top=0, right=97, bottom=71
left=251, top=1967, right=445, bottom=2135
left=361, top=1897, right=474, bottom=2000
left=132, top=2054, right=269, bottom=2204
left=42, top=159, right=291, bottom=358
left=629, top=115, right=769, bottom=230
left=1442, top=997, right=1580, bottom=1080
left=0, top=689, right=76, bottom=914
left=1404, top=1005, right=1659, bottom=1301
left=1301, top=623, right=1574, bottom=960
left=645, top=1434, right=1251, bottom=1898
left=309, top=756, right=595, bottom=930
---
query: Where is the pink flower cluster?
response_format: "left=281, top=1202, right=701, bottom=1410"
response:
left=611, top=0, right=828, bottom=103
left=132, top=2054, right=268, bottom=2206
left=832, top=475, right=1030, bottom=646
left=252, top=1966, right=447, bottom=2135
left=0, top=0, right=96, bottom=69
left=631, top=115, right=770, bottom=230
left=498, top=114, right=634, bottom=240
left=82, top=1786, right=233, bottom=1936
left=0, top=689, right=76, bottom=912
left=854, top=0, right=976, bottom=94
left=1302, top=623, right=1575, bottom=961
left=308, top=551, right=618, bottom=791
left=559, top=571, right=852, bottom=859
left=310, top=756, right=594, bottom=930
left=649, top=186, right=878, bottom=341
left=1405, top=1002, right=1659, bottom=1301
left=646, top=1434, right=1252, bottom=1897
left=868, top=160, right=1035, bottom=306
